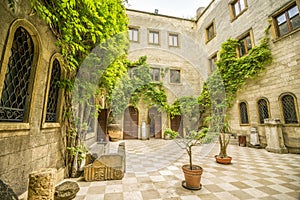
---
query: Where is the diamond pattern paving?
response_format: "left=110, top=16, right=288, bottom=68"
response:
left=72, top=139, right=300, bottom=200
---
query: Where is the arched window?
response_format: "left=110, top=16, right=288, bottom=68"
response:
left=0, top=27, right=35, bottom=122
left=239, top=101, right=249, bottom=124
left=281, top=94, right=298, bottom=124
left=45, top=59, right=61, bottom=122
left=257, top=98, right=269, bottom=124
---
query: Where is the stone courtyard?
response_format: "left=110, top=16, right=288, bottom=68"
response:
left=71, top=139, right=300, bottom=200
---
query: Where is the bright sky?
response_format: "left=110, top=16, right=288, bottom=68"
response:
left=125, top=0, right=211, bottom=19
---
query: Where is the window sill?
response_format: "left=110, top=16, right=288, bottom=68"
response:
left=272, top=28, right=300, bottom=43
left=42, top=122, right=61, bottom=129
left=0, top=123, right=30, bottom=137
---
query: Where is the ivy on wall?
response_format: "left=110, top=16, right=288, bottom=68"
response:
left=198, top=27, right=272, bottom=129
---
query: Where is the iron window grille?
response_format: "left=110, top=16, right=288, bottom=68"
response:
left=281, top=94, right=298, bottom=124
left=258, top=99, right=269, bottom=124
left=239, top=102, right=249, bottom=124
left=0, top=27, right=34, bottom=122
left=45, top=59, right=61, bottom=122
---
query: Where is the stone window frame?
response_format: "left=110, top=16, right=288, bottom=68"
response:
left=42, top=53, right=64, bottom=128
left=168, top=32, right=180, bottom=48
left=128, top=26, right=140, bottom=43
left=229, top=0, right=248, bottom=21
left=0, top=19, right=41, bottom=132
left=169, top=68, right=181, bottom=84
left=236, top=29, right=254, bottom=57
left=270, top=0, right=300, bottom=41
left=148, top=29, right=160, bottom=45
left=239, top=100, right=250, bottom=125
left=279, top=92, right=299, bottom=125
left=208, top=52, right=218, bottom=75
left=256, top=97, right=271, bottom=125
left=151, top=67, right=161, bottom=82
left=205, top=20, right=216, bottom=43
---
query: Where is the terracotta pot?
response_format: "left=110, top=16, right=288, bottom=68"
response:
left=181, top=164, right=203, bottom=190
left=215, top=155, right=232, bottom=164
left=107, top=124, right=122, bottom=142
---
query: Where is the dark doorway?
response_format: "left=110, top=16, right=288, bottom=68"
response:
left=170, top=115, right=183, bottom=137
left=148, top=107, right=162, bottom=138
left=123, top=106, right=139, bottom=139
left=97, top=109, right=108, bottom=141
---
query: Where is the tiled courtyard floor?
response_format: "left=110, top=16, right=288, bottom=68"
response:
left=74, top=139, right=300, bottom=200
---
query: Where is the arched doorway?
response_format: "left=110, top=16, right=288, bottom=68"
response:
left=123, top=106, right=139, bottom=139
left=171, top=115, right=183, bottom=137
left=148, top=107, right=162, bottom=138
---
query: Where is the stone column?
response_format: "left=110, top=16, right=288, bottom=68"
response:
left=28, top=168, right=56, bottom=200
left=264, top=118, right=288, bottom=153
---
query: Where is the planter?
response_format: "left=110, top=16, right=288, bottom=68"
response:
left=181, top=164, right=203, bottom=190
left=107, top=124, right=122, bottom=142
left=215, top=155, right=232, bottom=164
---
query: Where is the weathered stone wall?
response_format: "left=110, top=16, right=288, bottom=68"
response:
left=0, top=1, right=65, bottom=195
left=126, top=10, right=205, bottom=137
left=195, top=0, right=300, bottom=152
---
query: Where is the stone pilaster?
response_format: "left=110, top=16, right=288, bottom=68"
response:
left=264, top=119, right=288, bottom=153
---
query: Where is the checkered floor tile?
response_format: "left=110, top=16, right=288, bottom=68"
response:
left=72, top=139, right=300, bottom=200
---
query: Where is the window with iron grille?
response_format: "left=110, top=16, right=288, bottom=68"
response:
left=281, top=94, right=298, bottom=124
left=258, top=99, right=269, bottom=124
left=45, top=59, right=61, bottom=122
left=0, top=27, right=34, bottom=122
left=239, top=102, right=249, bottom=124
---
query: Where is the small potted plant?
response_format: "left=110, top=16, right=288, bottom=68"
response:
left=175, top=127, right=216, bottom=190
left=214, top=121, right=232, bottom=164
left=163, top=128, right=178, bottom=140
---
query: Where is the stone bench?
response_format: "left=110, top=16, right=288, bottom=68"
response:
left=84, top=142, right=125, bottom=181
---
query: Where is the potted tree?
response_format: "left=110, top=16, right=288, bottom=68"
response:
left=175, top=128, right=216, bottom=190
left=214, top=120, right=232, bottom=164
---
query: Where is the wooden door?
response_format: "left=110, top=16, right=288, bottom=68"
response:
left=148, top=107, right=162, bottom=138
left=171, top=115, right=183, bottom=137
left=123, top=106, right=138, bottom=139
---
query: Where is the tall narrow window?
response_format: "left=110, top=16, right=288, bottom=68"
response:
left=238, top=33, right=253, bottom=56
left=0, top=27, right=34, bottom=122
left=45, top=59, right=61, bottom=122
left=281, top=94, right=298, bottom=124
left=151, top=68, right=160, bottom=81
left=206, top=21, right=215, bottom=42
left=257, top=98, right=269, bottom=124
left=128, top=27, right=139, bottom=42
left=209, top=54, right=217, bottom=74
left=239, top=101, right=249, bottom=124
left=149, top=30, right=159, bottom=45
left=170, top=69, right=181, bottom=83
left=168, top=33, right=179, bottom=47
left=274, top=4, right=300, bottom=37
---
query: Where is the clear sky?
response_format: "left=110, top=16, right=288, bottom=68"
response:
left=125, top=0, right=211, bottom=19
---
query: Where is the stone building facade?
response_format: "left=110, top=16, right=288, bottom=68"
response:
left=126, top=0, right=300, bottom=153
left=0, top=1, right=65, bottom=195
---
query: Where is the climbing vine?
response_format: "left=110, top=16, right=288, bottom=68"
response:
left=198, top=27, right=272, bottom=129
